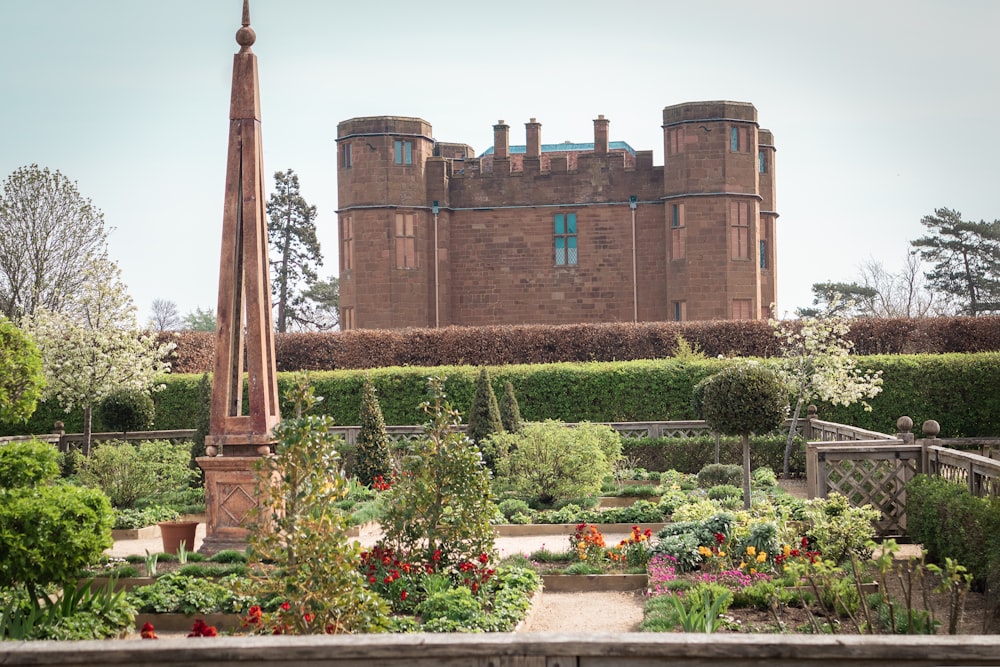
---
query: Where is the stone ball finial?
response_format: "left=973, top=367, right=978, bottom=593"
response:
left=236, top=25, right=256, bottom=50
left=922, top=419, right=941, bottom=437
left=896, top=416, right=913, bottom=433
left=806, top=404, right=818, bottom=419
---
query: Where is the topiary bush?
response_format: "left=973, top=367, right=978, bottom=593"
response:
left=96, top=388, right=155, bottom=433
left=498, top=380, right=522, bottom=433
left=0, top=315, right=45, bottom=424
left=492, top=420, right=622, bottom=506
left=700, top=362, right=788, bottom=509
left=466, top=368, right=504, bottom=467
left=354, top=375, right=392, bottom=487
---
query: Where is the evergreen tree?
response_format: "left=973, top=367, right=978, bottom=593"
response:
left=355, top=376, right=391, bottom=486
left=498, top=380, right=522, bottom=433
left=466, top=367, right=503, bottom=446
left=911, top=207, right=1000, bottom=315
left=267, top=169, right=322, bottom=332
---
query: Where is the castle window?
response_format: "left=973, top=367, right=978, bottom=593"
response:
left=758, top=149, right=767, bottom=173
left=668, top=127, right=684, bottom=155
left=554, top=213, right=578, bottom=266
left=341, top=143, right=352, bottom=169
left=730, top=201, right=751, bottom=260
left=760, top=240, right=767, bottom=269
left=340, top=215, right=354, bottom=272
left=671, top=203, right=686, bottom=261
left=394, top=212, right=416, bottom=268
left=673, top=301, right=686, bottom=322
left=394, top=140, right=413, bottom=165
left=731, top=299, right=752, bottom=320
left=730, top=126, right=749, bottom=153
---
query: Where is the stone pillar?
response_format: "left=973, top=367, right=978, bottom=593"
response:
left=198, top=0, right=280, bottom=554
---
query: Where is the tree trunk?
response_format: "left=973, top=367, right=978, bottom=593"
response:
left=783, top=397, right=804, bottom=478
left=742, top=434, right=751, bottom=510
left=82, top=405, right=93, bottom=457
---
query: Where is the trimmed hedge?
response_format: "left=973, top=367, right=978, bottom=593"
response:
left=622, top=435, right=806, bottom=476
left=155, top=317, right=1000, bottom=374
left=906, top=474, right=1000, bottom=588
left=4, top=353, right=999, bottom=439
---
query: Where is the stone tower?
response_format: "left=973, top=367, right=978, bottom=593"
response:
left=662, top=101, right=776, bottom=321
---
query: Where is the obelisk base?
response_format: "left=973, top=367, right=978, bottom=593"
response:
left=196, top=455, right=266, bottom=555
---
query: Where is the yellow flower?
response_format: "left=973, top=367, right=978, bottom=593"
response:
left=718, top=551, right=726, bottom=558
left=746, top=546, right=757, bottom=557
left=756, top=553, right=767, bottom=563
left=783, top=544, right=791, bottom=557
left=698, top=546, right=713, bottom=557
left=738, top=561, right=747, bottom=570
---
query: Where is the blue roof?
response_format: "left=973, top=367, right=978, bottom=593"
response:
left=479, top=140, right=636, bottom=158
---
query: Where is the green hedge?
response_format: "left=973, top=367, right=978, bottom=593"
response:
left=622, top=435, right=806, bottom=475
left=905, top=474, right=1000, bottom=588
left=4, top=353, right=999, bottom=438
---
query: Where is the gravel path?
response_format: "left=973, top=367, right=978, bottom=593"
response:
left=520, top=591, right=645, bottom=632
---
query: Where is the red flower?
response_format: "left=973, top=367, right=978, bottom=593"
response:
left=188, top=619, right=218, bottom=637
left=400, top=590, right=408, bottom=601
left=140, top=622, right=158, bottom=639
left=714, top=532, right=726, bottom=544
left=478, top=553, right=489, bottom=564
left=432, top=550, right=442, bottom=561
left=280, top=601, right=291, bottom=611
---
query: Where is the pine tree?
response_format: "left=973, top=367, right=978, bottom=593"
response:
left=498, top=380, right=522, bottom=433
left=355, top=376, right=391, bottom=486
left=466, top=367, right=504, bottom=447
left=267, top=169, right=322, bottom=332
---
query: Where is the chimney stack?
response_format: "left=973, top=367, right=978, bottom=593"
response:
left=493, top=120, right=510, bottom=159
left=594, top=114, right=609, bottom=154
left=526, top=118, right=542, bottom=158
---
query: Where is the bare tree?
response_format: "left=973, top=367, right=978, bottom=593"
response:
left=0, top=165, right=110, bottom=321
left=149, top=298, right=181, bottom=331
left=857, top=253, right=938, bottom=318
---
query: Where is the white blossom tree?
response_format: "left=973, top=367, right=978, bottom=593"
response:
left=771, top=295, right=884, bottom=477
left=26, top=258, right=175, bottom=454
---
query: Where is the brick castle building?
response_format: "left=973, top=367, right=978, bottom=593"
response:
left=336, top=101, right=777, bottom=330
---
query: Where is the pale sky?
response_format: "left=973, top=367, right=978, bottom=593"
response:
left=1, top=0, right=997, bottom=324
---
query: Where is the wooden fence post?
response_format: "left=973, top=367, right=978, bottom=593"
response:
left=805, top=405, right=818, bottom=440
left=53, top=421, right=66, bottom=453
left=921, top=419, right=940, bottom=480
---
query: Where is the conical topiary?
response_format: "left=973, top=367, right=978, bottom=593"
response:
left=466, top=367, right=504, bottom=447
left=355, top=376, right=392, bottom=487
left=499, top=380, right=522, bottom=433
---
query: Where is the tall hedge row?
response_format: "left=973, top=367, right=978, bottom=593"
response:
left=156, top=316, right=1000, bottom=374
left=5, top=353, right=998, bottom=439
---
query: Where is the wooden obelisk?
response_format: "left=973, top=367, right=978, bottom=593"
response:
left=198, top=0, right=280, bottom=553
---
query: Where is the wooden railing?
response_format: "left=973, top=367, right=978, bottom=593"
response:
left=3, top=633, right=1000, bottom=666
left=806, top=417, right=1000, bottom=537
left=0, top=429, right=196, bottom=452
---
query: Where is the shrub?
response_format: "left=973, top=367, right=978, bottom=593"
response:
left=498, top=380, right=523, bottom=433
left=77, top=440, right=154, bottom=509
left=707, top=484, right=742, bottom=501
left=0, top=439, right=59, bottom=487
left=466, top=368, right=504, bottom=465
left=246, top=374, right=389, bottom=635
left=189, top=372, right=211, bottom=481
left=354, top=375, right=392, bottom=486
left=906, top=474, right=1000, bottom=587
left=697, top=463, right=743, bottom=488
left=379, top=376, right=497, bottom=566
left=804, top=493, right=879, bottom=564
left=0, top=482, right=113, bottom=596
left=0, top=315, right=45, bottom=424
left=497, top=498, right=532, bottom=521
left=493, top=420, right=620, bottom=505
left=96, top=389, right=155, bottom=433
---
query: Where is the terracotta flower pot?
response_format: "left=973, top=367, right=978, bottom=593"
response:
left=158, top=521, right=199, bottom=554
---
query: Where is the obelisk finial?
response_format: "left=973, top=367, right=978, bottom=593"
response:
left=236, top=0, right=255, bottom=53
